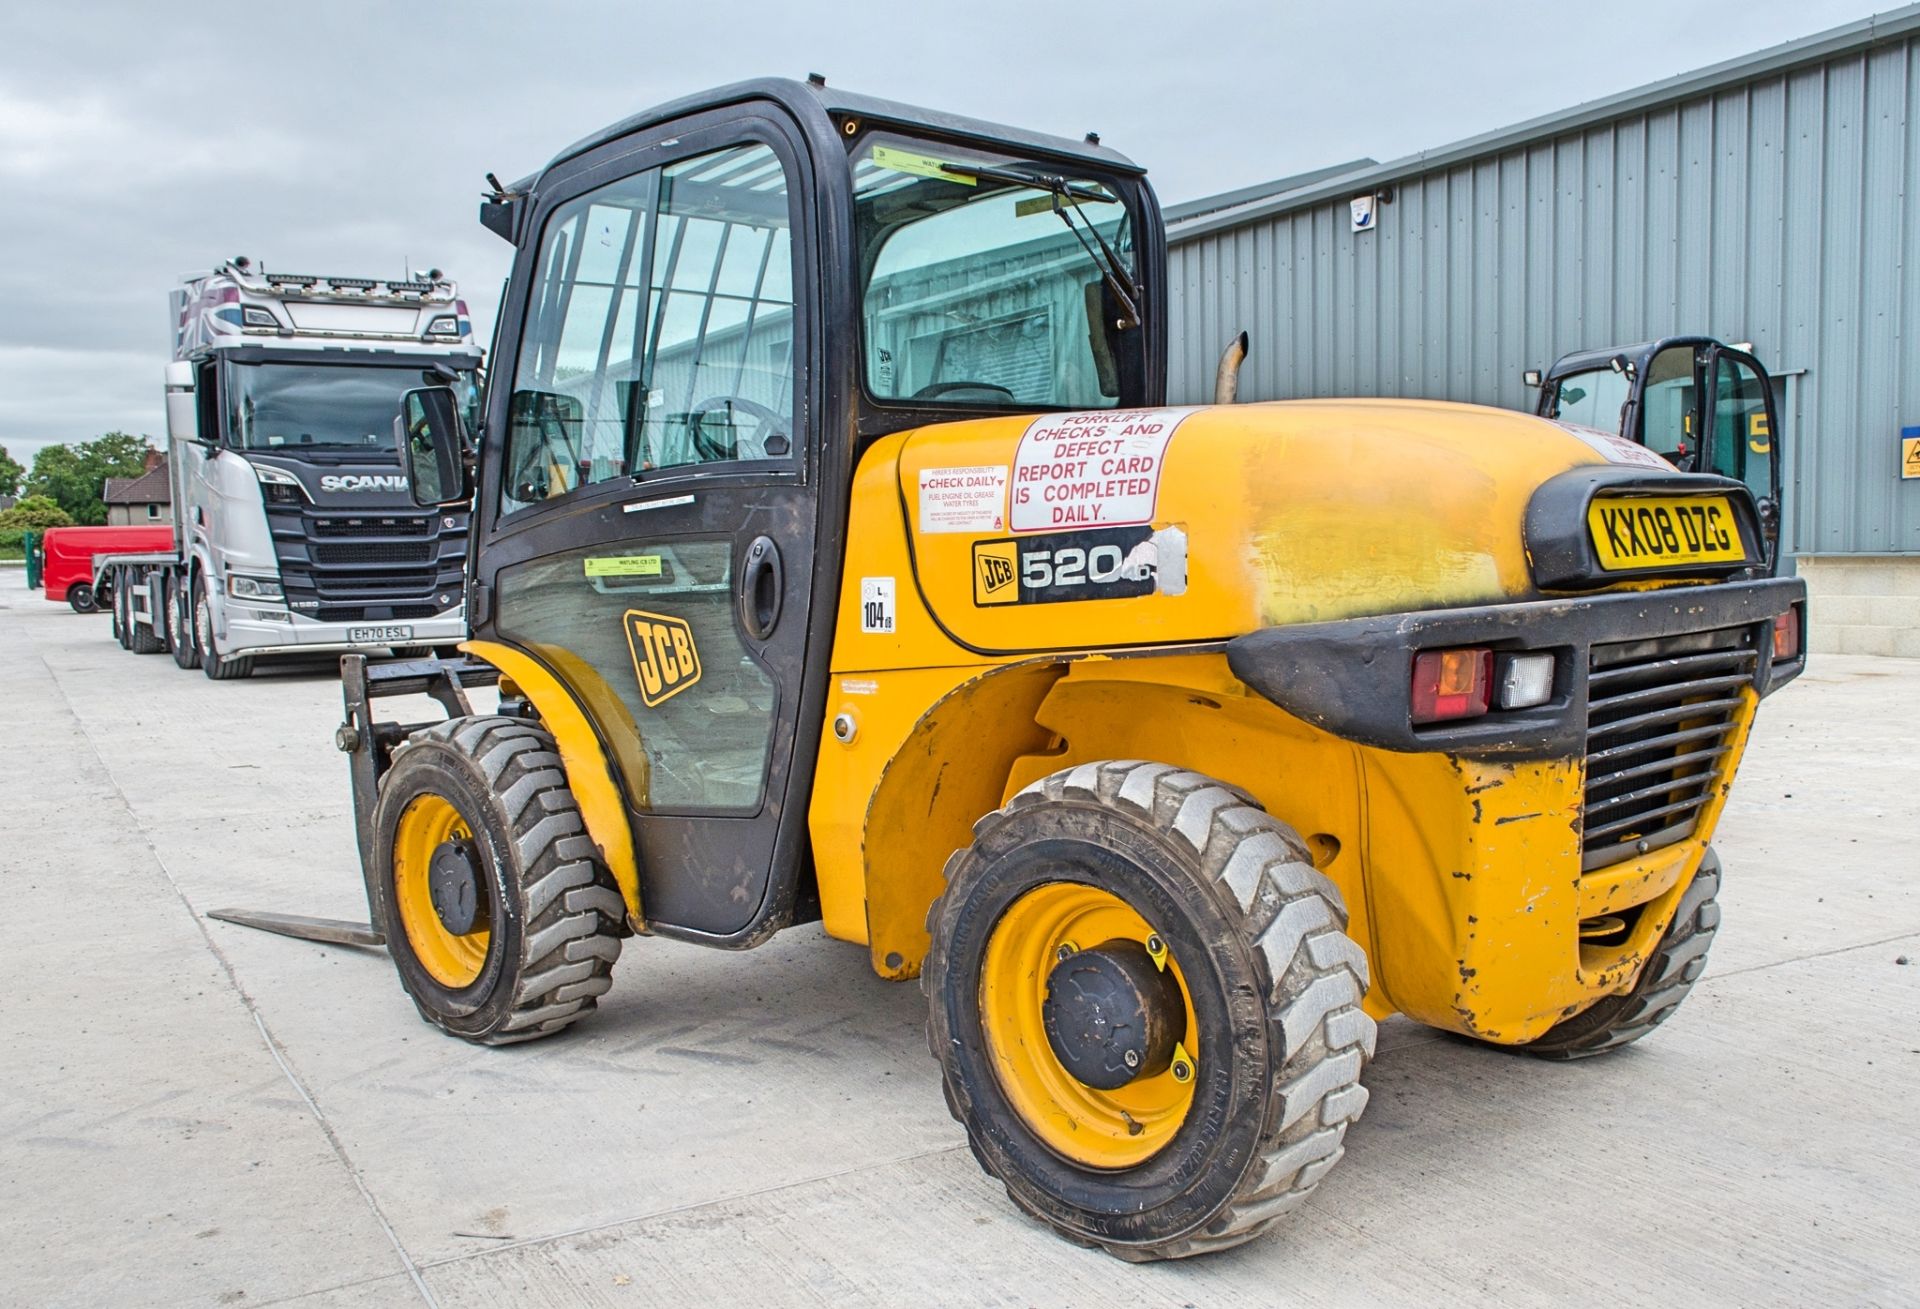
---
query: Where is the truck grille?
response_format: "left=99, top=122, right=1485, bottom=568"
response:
left=266, top=503, right=466, bottom=624
left=1581, top=625, right=1757, bottom=870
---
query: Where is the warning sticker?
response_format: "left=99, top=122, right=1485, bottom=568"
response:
left=1554, top=422, right=1677, bottom=472
left=859, top=577, right=896, bottom=634
left=1011, top=408, right=1197, bottom=533
left=1902, top=428, right=1920, bottom=480
left=918, top=465, right=1008, bottom=533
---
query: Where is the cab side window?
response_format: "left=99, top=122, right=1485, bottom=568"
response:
left=1638, top=346, right=1697, bottom=463
left=502, top=145, right=797, bottom=515
left=1545, top=368, right=1628, bottom=431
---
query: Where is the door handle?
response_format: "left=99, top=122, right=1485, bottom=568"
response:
left=739, top=535, right=783, bottom=641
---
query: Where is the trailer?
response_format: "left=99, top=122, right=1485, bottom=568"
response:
left=96, top=258, right=483, bottom=677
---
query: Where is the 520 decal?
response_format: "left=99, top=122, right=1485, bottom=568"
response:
left=973, top=525, right=1171, bottom=607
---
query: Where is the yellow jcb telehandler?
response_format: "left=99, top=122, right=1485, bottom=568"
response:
left=235, top=78, right=1806, bottom=1259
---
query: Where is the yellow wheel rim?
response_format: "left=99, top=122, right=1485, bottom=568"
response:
left=392, top=794, right=489, bottom=988
left=979, top=883, right=1199, bottom=1169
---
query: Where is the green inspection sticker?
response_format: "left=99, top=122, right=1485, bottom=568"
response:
left=871, top=145, right=974, bottom=185
left=584, top=555, right=664, bottom=578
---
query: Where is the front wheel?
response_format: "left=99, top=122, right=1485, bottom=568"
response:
left=67, top=583, right=97, bottom=614
left=926, top=760, right=1376, bottom=1261
left=1512, top=850, right=1722, bottom=1060
left=195, top=577, right=253, bottom=680
left=372, top=716, right=627, bottom=1044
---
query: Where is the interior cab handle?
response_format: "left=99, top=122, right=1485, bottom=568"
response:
left=739, top=535, right=783, bottom=641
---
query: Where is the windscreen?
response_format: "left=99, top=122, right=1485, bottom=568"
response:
left=853, top=134, right=1140, bottom=410
left=226, top=361, right=478, bottom=454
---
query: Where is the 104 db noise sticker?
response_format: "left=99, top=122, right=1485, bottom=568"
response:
left=1011, top=407, right=1198, bottom=533
left=974, top=525, right=1188, bottom=607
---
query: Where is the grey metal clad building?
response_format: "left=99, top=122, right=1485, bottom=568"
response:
left=1164, top=5, right=1920, bottom=654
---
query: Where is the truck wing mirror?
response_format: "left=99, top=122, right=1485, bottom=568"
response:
left=395, top=386, right=472, bottom=507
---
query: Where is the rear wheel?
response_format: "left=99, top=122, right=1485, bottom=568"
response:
left=195, top=577, right=254, bottom=680
left=127, top=573, right=167, bottom=655
left=1513, top=850, right=1722, bottom=1060
left=67, top=583, right=97, bottom=614
left=926, top=760, right=1375, bottom=1260
left=372, top=716, right=627, bottom=1044
left=167, top=574, right=200, bottom=670
left=112, top=577, right=132, bottom=650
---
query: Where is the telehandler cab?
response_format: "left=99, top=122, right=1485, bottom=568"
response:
left=283, top=80, right=1804, bottom=1259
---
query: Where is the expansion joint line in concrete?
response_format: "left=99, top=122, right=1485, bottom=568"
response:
left=34, top=652, right=443, bottom=1309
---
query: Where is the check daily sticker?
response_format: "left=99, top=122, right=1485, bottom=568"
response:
left=1011, top=408, right=1200, bottom=532
left=919, top=465, right=1008, bottom=533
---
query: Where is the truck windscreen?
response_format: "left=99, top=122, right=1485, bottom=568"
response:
left=852, top=135, right=1141, bottom=410
left=227, top=362, right=477, bottom=454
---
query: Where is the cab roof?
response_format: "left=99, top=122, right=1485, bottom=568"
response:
left=525, top=77, right=1146, bottom=189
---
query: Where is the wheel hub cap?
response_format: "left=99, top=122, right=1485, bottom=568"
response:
left=1042, top=938, right=1185, bottom=1090
left=427, top=838, right=484, bottom=935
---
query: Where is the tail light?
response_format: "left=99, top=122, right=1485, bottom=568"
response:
left=1412, top=648, right=1493, bottom=724
left=1772, top=607, right=1801, bottom=660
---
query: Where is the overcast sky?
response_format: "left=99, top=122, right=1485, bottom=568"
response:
left=0, top=0, right=1890, bottom=463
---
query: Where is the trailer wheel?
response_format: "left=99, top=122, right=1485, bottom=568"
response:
left=67, top=583, right=97, bottom=614
left=372, top=715, right=626, bottom=1045
left=127, top=573, right=167, bottom=655
left=1511, top=850, right=1722, bottom=1060
left=926, top=760, right=1375, bottom=1260
left=112, top=576, right=132, bottom=650
left=167, top=574, right=200, bottom=670
left=194, top=576, right=254, bottom=681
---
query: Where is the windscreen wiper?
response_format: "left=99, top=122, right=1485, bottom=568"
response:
left=940, top=162, right=1142, bottom=330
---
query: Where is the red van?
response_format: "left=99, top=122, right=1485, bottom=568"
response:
left=40, top=525, right=173, bottom=612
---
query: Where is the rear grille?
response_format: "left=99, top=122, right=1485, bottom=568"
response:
left=1581, top=625, right=1757, bottom=870
left=312, top=541, right=433, bottom=566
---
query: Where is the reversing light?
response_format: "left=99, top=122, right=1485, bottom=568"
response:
left=1497, top=652, right=1556, bottom=710
left=1772, top=608, right=1801, bottom=661
left=1411, top=648, right=1493, bottom=724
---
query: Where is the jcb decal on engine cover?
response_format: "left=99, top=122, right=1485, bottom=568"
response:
left=1010, top=407, right=1198, bottom=532
left=973, top=525, right=1187, bottom=606
left=623, top=609, right=702, bottom=707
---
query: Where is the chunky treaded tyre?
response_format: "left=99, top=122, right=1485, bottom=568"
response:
left=373, top=715, right=626, bottom=1045
left=1515, top=850, right=1722, bottom=1060
left=926, top=760, right=1376, bottom=1261
left=67, top=583, right=97, bottom=614
left=167, top=574, right=200, bottom=670
left=194, top=577, right=254, bottom=681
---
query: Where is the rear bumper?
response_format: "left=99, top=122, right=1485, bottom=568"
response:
left=1225, top=577, right=1805, bottom=760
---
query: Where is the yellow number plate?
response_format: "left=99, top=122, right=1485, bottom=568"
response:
left=1587, top=495, right=1746, bottom=571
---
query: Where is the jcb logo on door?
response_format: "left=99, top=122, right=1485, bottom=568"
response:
left=623, top=609, right=702, bottom=707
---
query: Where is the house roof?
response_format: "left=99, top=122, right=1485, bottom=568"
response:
left=104, top=461, right=170, bottom=505
left=1167, top=2, right=1920, bottom=245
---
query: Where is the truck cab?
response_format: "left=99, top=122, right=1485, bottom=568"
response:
left=149, top=262, right=484, bottom=677
left=1532, top=336, right=1783, bottom=568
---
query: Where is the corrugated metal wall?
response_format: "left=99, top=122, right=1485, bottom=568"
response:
left=1167, top=33, right=1920, bottom=557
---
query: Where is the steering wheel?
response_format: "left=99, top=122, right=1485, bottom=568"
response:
left=688, top=396, right=788, bottom=461
left=913, top=380, right=1018, bottom=403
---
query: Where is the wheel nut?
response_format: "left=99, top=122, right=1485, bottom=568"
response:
left=1172, top=1061, right=1192, bottom=1083
left=1123, top=1049, right=1139, bottom=1069
left=1145, top=933, right=1164, bottom=954
left=1055, top=941, right=1077, bottom=961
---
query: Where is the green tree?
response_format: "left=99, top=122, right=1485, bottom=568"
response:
left=25, top=432, right=156, bottom=525
left=0, top=444, right=23, bottom=498
left=0, top=493, right=73, bottom=555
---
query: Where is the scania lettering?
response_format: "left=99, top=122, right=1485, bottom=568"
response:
left=92, top=259, right=481, bottom=679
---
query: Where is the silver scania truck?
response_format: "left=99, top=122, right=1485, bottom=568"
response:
left=97, top=259, right=482, bottom=679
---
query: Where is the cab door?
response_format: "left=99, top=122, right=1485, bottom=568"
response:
left=471, top=107, right=825, bottom=942
left=1702, top=345, right=1783, bottom=570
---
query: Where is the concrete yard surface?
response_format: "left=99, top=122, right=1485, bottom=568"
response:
left=2, top=565, right=1916, bottom=1308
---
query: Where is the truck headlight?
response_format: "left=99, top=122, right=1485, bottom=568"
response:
left=228, top=574, right=284, bottom=601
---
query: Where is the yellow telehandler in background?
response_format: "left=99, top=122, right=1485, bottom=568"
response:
left=231, top=78, right=1805, bottom=1260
